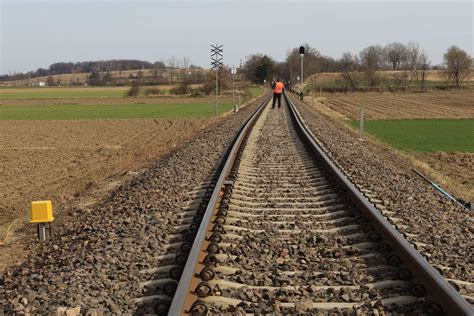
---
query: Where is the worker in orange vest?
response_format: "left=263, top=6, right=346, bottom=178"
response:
left=272, top=78, right=285, bottom=108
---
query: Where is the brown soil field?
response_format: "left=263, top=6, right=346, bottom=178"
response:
left=0, top=95, right=232, bottom=106
left=316, top=90, right=474, bottom=120
left=309, top=70, right=473, bottom=86
left=306, top=91, right=473, bottom=203
left=415, top=152, right=474, bottom=201
left=0, top=84, right=205, bottom=100
left=0, top=118, right=210, bottom=252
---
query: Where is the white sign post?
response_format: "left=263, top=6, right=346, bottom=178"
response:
left=231, top=66, right=237, bottom=112
left=359, top=106, right=365, bottom=139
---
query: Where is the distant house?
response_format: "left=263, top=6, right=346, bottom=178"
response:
left=38, top=82, right=46, bottom=87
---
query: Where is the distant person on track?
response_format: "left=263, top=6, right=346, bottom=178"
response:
left=272, top=78, right=285, bottom=109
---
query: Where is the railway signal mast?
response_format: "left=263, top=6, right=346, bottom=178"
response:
left=211, top=44, right=223, bottom=117
left=299, top=45, right=305, bottom=100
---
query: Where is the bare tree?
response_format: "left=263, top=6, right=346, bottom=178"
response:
left=87, top=65, right=102, bottom=86
left=359, top=45, right=384, bottom=91
left=383, top=42, right=408, bottom=70
left=278, top=49, right=296, bottom=84
left=285, top=44, right=323, bottom=84
left=152, top=60, right=166, bottom=84
left=187, top=65, right=205, bottom=84
left=166, top=57, right=177, bottom=84
left=405, top=42, right=421, bottom=88
left=151, top=68, right=159, bottom=84
left=419, top=50, right=430, bottom=89
left=339, top=52, right=359, bottom=92
left=443, top=45, right=472, bottom=88
left=203, top=67, right=230, bottom=95
left=179, top=57, right=191, bottom=82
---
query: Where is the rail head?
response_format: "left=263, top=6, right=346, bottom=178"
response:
left=284, top=93, right=473, bottom=315
left=167, top=95, right=271, bottom=316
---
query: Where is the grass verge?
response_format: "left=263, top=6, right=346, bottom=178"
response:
left=0, top=87, right=129, bottom=99
left=349, top=119, right=474, bottom=152
left=0, top=103, right=234, bottom=120
left=249, top=86, right=264, bottom=97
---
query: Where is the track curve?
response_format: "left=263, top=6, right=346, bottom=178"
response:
left=168, top=95, right=473, bottom=315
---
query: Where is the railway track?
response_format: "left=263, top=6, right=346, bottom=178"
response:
left=164, top=94, right=472, bottom=315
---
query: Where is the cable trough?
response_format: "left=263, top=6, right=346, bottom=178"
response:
left=168, top=94, right=473, bottom=315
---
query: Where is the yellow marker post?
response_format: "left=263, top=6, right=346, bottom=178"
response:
left=31, top=201, right=54, bottom=241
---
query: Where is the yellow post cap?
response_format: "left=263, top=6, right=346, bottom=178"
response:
left=31, top=200, right=54, bottom=223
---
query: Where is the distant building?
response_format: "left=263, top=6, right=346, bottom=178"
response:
left=38, top=82, right=46, bottom=87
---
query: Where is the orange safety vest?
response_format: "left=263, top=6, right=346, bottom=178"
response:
left=273, top=81, right=284, bottom=94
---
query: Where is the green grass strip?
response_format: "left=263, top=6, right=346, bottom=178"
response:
left=0, top=103, right=233, bottom=120
left=249, top=86, right=264, bottom=97
left=0, top=90, right=127, bottom=99
left=349, top=119, right=474, bottom=152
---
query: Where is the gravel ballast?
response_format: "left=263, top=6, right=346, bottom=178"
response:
left=193, top=101, right=428, bottom=314
left=292, top=95, right=473, bottom=301
left=0, top=96, right=266, bottom=314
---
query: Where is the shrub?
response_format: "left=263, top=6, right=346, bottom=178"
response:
left=125, top=81, right=141, bottom=97
left=191, top=90, right=203, bottom=97
left=169, top=83, right=189, bottom=95
left=198, top=84, right=214, bottom=95
left=144, top=87, right=162, bottom=96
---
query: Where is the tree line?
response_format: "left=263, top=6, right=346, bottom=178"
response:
left=1, top=59, right=156, bottom=81
left=2, top=43, right=471, bottom=91
left=242, top=43, right=472, bottom=91
left=0, top=58, right=202, bottom=84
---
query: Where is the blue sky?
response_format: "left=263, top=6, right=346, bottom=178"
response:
left=1, top=0, right=472, bottom=74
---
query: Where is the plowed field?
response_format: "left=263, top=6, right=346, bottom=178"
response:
left=309, top=90, right=473, bottom=204
left=0, top=118, right=209, bottom=246
left=318, top=90, right=474, bottom=120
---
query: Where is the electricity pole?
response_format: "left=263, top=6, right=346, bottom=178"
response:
left=211, top=44, right=223, bottom=117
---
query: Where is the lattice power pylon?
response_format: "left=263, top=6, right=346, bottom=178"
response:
left=211, top=44, right=223, bottom=116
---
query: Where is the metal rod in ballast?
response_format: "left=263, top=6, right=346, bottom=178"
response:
left=412, top=169, right=470, bottom=211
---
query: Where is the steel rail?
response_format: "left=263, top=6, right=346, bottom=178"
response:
left=285, top=93, right=473, bottom=315
left=167, top=92, right=472, bottom=315
left=167, top=95, right=271, bottom=316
